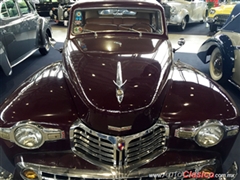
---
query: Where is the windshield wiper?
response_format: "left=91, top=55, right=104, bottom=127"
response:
left=118, top=25, right=142, bottom=37
left=82, top=28, right=98, bottom=37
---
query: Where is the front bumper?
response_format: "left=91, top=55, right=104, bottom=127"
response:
left=0, top=159, right=238, bottom=180
left=207, top=17, right=228, bottom=27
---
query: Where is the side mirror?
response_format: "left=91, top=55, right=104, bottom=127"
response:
left=178, top=38, right=185, bottom=46
left=173, top=38, right=185, bottom=53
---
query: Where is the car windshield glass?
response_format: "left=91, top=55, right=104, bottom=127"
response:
left=221, top=4, right=240, bottom=33
left=71, top=8, right=164, bottom=36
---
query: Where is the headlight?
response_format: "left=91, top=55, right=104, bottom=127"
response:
left=195, top=125, right=224, bottom=147
left=175, top=120, right=239, bottom=148
left=49, top=10, right=53, bottom=16
left=170, top=6, right=178, bottom=15
left=64, top=11, right=69, bottom=18
left=14, top=126, right=43, bottom=149
left=209, top=9, right=216, bottom=14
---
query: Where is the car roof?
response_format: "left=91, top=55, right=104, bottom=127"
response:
left=77, top=0, right=158, bottom=4
left=72, top=0, right=161, bottom=8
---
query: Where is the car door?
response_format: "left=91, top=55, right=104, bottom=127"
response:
left=0, top=0, right=30, bottom=65
left=16, top=0, right=38, bottom=52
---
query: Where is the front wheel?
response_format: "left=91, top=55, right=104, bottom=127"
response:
left=209, top=47, right=227, bottom=83
left=39, top=33, right=51, bottom=56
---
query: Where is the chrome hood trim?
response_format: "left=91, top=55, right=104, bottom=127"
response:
left=113, top=61, right=127, bottom=104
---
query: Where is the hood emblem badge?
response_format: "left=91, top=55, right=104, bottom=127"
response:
left=113, top=61, right=127, bottom=103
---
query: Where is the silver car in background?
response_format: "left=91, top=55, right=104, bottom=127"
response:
left=162, top=0, right=208, bottom=31
left=0, top=0, right=54, bottom=76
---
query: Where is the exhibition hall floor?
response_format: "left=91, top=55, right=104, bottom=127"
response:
left=0, top=22, right=239, bottom=178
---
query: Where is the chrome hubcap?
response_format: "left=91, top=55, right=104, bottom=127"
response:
left=213, top=57, right=222, bottom=76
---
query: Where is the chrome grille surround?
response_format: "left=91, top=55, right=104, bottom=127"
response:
left=69, top=118, right=169, bottom=173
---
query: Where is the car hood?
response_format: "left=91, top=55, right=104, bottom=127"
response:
left=212, top=4, right=236, bottom=13
left=165, top=1, right=187, bottom=8
left=63, top=35, right=171, bottom=113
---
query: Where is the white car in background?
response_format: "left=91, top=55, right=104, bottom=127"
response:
left=49, top=0, right=76, bottom=26
left=162, top=0, right=208, bottom=31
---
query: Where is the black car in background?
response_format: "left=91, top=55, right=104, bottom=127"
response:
left=0, top=0, right=54, bottom=76
left=35, top=0, right=58, bottom=17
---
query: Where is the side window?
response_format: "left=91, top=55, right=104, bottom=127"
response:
left=1, top=3, right=9, bottom=18
left=1, top=0, right=19, bottom=18
left=17, top=0, right=31, bottom=14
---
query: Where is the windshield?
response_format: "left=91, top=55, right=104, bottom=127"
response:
left=71, top=8, right=164, bottom=36
left=221, top=4, right=240, bottom=33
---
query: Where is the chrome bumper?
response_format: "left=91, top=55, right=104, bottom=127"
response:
left=0, top=166, right=13, bottom=180
left=0, top=159, right=238, bottom=180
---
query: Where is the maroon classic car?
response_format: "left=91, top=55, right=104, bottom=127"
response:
left=0, top=0, right=239, bottom=179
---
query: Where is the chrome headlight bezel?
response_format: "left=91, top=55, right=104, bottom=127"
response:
left=194, top=123, right=225, bottom=148
left=175, top=120, right=239, bottom=148
left=14, top=125, right=44, bottom=149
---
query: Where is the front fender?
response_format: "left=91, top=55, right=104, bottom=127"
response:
left=177, top=8, right=188, bottom=22
left=197, top=34, right=235, bottom=71
left=0, top=42, right=12, bottom=76
left=38, top=17, right=52, bottom=47
left=0, top=62, right=82, bottom=127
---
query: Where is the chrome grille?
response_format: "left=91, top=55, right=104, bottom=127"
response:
left=215, top=14, right=229, bottom=24
left=162, top=4, right=171, bottom=20
left=127, top=127, right=166, bottom=165
left=70, top=119, right=169, bottom=171
left=73, top=127, right=114, bottom=166
left=58, top=5, right=63, bottom=20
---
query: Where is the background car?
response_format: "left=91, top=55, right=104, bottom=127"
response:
left=35, top=0, right=59, bottom=17
left=0, top=0, right=54, bottom=76
left=198, top=3, right=240, bottom=87
left=49, top=0, right=75, bottom=26
left=162, top=0, right=208, bottom=31
left=207, top=0, right=240, bottom=32
left=0, top=0, right=239, bottom=179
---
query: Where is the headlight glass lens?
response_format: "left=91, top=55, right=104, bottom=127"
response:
left=196, top=125, right=224, bottom=147
left=210, top=9, right=216, bottom=14
left=14, top=126, right=43, bottom=149
left=64, top=11, right=68, bottom=18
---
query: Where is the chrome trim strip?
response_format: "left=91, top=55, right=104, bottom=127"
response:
left=175, top=119, right=239, bottom=140
left=11, top=48, right=38, bottom=68
left=0, top=121, right=65, bottom=149
left=113, top=61, right=127, bottom=104
left=228, top=79, right=240, bottom=90
left=70, top=118, right=169, bottom=173
left=16, top=159, right=219, bottom=180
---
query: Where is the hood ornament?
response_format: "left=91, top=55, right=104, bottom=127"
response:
left=113, top=61, right=127, bottom=103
